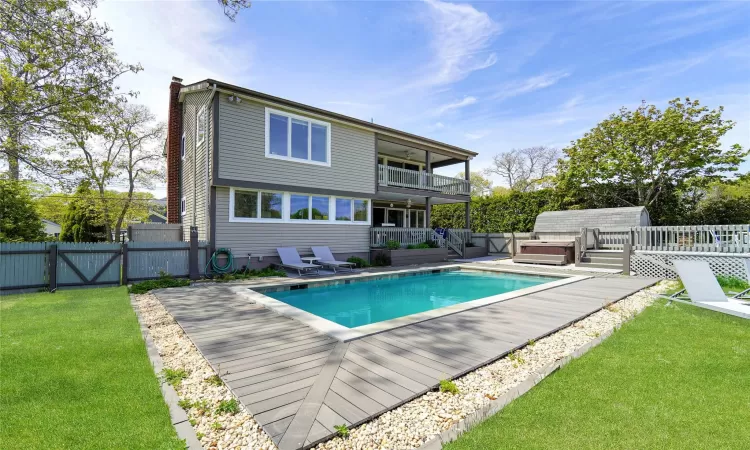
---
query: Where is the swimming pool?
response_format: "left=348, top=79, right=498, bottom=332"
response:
left=265, top=270, right=559, bottom=328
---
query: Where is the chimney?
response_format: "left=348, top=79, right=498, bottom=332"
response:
left=166, top=76, right=183, bottom=223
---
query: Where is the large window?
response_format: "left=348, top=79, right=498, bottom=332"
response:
left=196, top=106, right=206, bottom=146
left=265, top=108, right=330, bottom=166
left=229, top=188, right=367, bottom=224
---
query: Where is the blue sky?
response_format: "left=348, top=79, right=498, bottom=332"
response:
left=97, top=0, right=750, bottom=195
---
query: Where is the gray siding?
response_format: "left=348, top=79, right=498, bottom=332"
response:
left=180, top=90, right=213, bottom=241
left=214, top=187, right=370, bottom=258
left=534, top=207, right=650, bottom=233
left=217, top=99, right=376, bottom=195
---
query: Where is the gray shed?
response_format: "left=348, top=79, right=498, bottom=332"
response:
left=533, top=207, right=650, bottom=241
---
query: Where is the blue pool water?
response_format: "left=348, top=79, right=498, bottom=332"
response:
left=266, top=270, right=558, bottom=328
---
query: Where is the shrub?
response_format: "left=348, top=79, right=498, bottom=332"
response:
left=213, top=266, right=286, bottom=282
left=372, top=251, right=391, bottom=267
left=215, top=398, right=240, bottom=415
left=716, top=275, right=750, bottom=290
left=407, top=243, right=430, bottom=249
left=346, top=256, right=370, bottom=268
left=129, top=272, right=190, bottom=294
left=386, top=240, right=401, bottom=250
left=439, top=379, right=459, bottom=395
left=424, top=239, right=439, bottom=248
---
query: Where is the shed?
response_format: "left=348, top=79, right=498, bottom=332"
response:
left=533, top=207, right=650, bottom=241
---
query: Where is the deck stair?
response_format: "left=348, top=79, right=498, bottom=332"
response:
left=576, top=249, right=624, bottom=270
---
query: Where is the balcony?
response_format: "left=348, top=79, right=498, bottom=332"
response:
left=377, top=164, right=470, bottom=196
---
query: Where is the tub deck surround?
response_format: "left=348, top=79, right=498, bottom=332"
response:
left=154, top=268, right=658, bottom=450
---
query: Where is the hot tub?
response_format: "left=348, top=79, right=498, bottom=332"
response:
left=520, top=240, right=575, bottom=264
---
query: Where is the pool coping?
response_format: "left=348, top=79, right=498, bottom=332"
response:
left=236, top=265, right=591, bottom=342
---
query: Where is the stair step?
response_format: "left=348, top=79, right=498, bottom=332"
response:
left=575, top=262, right=623, bottom=270
left=584, top=250, right=624, bottom=257
left=581, top=256, right=623, bottom=264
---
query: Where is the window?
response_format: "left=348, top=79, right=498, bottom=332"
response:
left=230, top=189, right=282, bottom=221
left=196, top=106, right=206, bottom=146
left=265, top=108, right=330, bottom=166
left=181, top=133, right=186, bottom=159
left=229, top=189, right=367, bottom=224
left=181, top=197, right=186, bottom=216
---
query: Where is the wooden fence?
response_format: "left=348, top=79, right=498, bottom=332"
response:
left=1, top=228, right=208, bottom=293
left=470, top=232, right=533, bottom=256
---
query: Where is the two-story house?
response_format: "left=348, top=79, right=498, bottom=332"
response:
left=166, top=77, right=475, bottom=268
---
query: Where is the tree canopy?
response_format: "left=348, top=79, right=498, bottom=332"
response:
left=0, top=178, right=45, bottom=242
left=556, top=98, right=748, bottom=210
left=59, top=181, right=107, bottom=242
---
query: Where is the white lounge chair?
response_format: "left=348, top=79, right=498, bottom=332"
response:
left=311, top=246, right=355, bottom=273
left=731, top=259, right=750, bottom=299
left=277, top=247, right=320, bottom=276
left=662, top=260, right=749, bottom=319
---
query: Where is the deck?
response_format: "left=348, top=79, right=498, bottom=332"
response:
left=154, top=271, right=657, bottom=450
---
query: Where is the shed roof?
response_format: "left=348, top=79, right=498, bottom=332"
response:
left=533, top=206, right=650, bottom=232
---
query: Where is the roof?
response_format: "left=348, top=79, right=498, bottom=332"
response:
left=179, top=78, right=477, bottom=159
left=534, top=206, right=650, bottom=232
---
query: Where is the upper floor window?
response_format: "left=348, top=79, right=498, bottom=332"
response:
left=196, top=106, right=207, bottom=146
left=265, top=108, right=330, bottom=166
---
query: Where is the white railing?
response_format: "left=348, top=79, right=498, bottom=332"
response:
left=445, top=229, right=467, bottom=257
left=378, top=164, right=470, bottom=196
left=630, top=225, right=750, bottom=253
left=370, top=227, right=445, bottom=248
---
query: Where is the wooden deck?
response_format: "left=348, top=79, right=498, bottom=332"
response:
left=154, top=274, right=657, bottom=450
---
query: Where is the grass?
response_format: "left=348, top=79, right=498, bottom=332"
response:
left=445, top=299, right=750, bottom=449
left=439, top=379, right=460, bottom=395
left=0, top=288, right=183, bottom=449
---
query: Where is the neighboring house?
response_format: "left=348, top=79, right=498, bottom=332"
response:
left=42, top=219, right=61, bottom=238
left=165, top=77, right=475, bottom=268
left=147, top=209, right=168, bottom=224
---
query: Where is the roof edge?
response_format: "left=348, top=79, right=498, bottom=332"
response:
left=180, top=78, right=478, bottom=158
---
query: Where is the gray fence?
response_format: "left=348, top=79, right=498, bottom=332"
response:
left=128, top=223, right=183, bottom=242
left=1, top=229, right=208, bottom=293
left=471, top=232, right=533, bottom=256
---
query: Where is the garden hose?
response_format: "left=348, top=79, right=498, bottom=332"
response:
left=205, top=248, right=234, bottom=276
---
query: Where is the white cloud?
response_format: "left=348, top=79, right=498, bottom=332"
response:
left=436, top=96, right=478, bottom=115
left=492, top=71, right=570, bottom=101
left=464, top=130, right=490, bottom=140
left=562, top=95, right=584, bottom=110
left=420, top=0, right=501, bottom=86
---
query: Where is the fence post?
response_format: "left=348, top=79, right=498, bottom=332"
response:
left=48, top=244, right=58, bottom=292
left=622, top=242, right=631, bottom=275
left=485, top=233, right=490, bottom=253
left=510, top=232, right=516, bottom=257
left=121, top=242, right=128, bottom=285
left=189, top=226, right=199, bottom=280
left=127, top=225, right=133, bottom=242
left=574, top=237, right=581, bottom=264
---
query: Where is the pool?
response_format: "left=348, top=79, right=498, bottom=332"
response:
left=265, top=270, right=559, bottom=328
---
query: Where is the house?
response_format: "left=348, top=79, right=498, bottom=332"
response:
left=165, top=77, right=475, bottom=268
left=41, top=219, right=61, bottom=238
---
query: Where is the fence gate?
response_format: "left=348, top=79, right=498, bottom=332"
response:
left=54, top=243, right=122, bottom=289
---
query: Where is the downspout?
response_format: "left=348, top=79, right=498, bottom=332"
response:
left=205, top=84, right=217, bottom=242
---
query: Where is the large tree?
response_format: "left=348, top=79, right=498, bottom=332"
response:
left=64, top=103, right=164, bottom=241
left=0, top=178, right=45, bottom=242
left=59, top=180, right=106, bottom=242
left=557, top=98, right=748, bottom=209
left=484, top=146, right=560, bottom=192
left=456, top=171, right=493, bottom=197
left=0, top=0, right=140, bottom=180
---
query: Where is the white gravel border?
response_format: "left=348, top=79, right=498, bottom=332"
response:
left=134, top=279, right=674, bottom=450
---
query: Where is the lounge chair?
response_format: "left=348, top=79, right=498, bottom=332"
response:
left=661, top=260, right=749, bottom=319
left=276, top=247, right=320, bottom=276
left=311, top=246, right=355, bottom=273
left=731, top=259, right=750, bottom=299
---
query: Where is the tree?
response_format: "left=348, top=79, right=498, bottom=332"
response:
left=557, top=98, right=748, bottom=210
left=218, top=0, right=251, bottom=20
left=456, top=171, right=493, bottom=197
left=0, top=178, right=45, bottom=242
left=484, top=146, right=560, bottom=192
left=0, top=0, right=140, bottom=180
left=59, top=181, right=106, bottom=242
left=64, top=104, right=164, bottom=242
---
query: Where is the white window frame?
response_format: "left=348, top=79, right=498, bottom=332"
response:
left=264, top=107, right=331, bottom=167
left=180, top=197, right=186, bottom=216
left=196, top=106, right=206, bottom=147
left=228, top=188, right=370, bottom=225
left=181, top=133, right=186, bottom=160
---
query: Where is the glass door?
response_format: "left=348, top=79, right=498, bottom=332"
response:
left=386, top=209, right=406, bottom=227
left=409, top=210, right=425, bottom=228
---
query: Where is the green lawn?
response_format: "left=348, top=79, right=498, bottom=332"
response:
left=1, top=288, right=183, bottom=449
left=445, top=299, right=750, bottom=449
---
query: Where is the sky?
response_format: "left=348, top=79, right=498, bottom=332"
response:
left=95, top=0, right=750, bottom=197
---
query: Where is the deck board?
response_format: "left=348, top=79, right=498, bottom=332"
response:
left=154, top=273, right=658, bottom=449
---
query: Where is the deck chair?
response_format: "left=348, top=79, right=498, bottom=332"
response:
left=276, top=247, right=320, bottom=276
left=311, top=246, right=355, bottom=273
left=662, top=260, right=749, bottom=319
left=732, top=259, right=750, bottom=299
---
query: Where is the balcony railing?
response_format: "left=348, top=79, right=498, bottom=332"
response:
left=378, top=164, right=470, bottom=196
left=370, top=227, right=445, bottom=248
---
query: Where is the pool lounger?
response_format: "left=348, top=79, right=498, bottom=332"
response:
left=277, top=247, right=320, bottom=276
left=311, top=246, right=355, bottom=273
